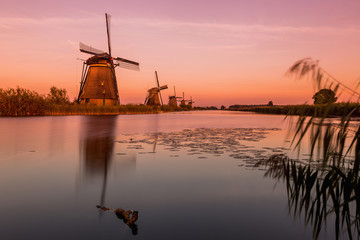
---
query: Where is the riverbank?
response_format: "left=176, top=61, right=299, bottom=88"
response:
left=0, top=87, right=196, bottom=116
left=229, top=103, right=360, bottom=117
left=0, top=103, right=193, bottom=117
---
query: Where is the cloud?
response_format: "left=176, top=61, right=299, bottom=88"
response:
left=1, top=15, right=359, bottom=35
left=1, top=15, right=359, bottom=53
left=118, top=18, right=360, bottom=35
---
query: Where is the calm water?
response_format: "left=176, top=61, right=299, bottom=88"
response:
left=0, top=111, right=339, bottom=239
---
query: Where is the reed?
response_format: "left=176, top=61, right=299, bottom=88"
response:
left=258, top=156, right=360, bottom=240
left=252, top=59, right=360, bottom=238
left=284, top=59, right=360, bottom=167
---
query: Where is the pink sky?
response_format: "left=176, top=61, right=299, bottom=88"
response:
left=1, top=0, right=360, bottom=106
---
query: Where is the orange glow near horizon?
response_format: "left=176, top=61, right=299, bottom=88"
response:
left=1, top=0, right=360, bottom=107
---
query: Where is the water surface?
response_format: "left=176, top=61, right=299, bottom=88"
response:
left=0, top=111, right=337, bottom=239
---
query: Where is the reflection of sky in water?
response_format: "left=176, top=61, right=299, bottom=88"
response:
left=0, top=112, right=334, bottom=239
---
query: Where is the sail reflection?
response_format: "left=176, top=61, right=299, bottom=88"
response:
left=256, top=154, right=360, bottom=239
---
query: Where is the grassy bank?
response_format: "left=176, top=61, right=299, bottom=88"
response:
left=229, top=103, right=360, bottom=117
left=0, top=87, right=191, bottom=116
left=45, top=104, right=183, bottom=116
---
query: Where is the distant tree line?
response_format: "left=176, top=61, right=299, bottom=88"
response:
left=228, top=102, right=274, bottom=110
left=229, top=103, right=360, bottom=117
left=193, top=106, right=218, bottom=110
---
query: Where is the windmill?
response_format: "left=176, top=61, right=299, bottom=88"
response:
left=144, top=71, right=168, bottom=106
left=77, top=13, right=140, bottom=105
left=168, top=86, right=182, bottom=107
left=180, top=92, right=192, bottom=108
left=188, top=96, right=195, bottom=108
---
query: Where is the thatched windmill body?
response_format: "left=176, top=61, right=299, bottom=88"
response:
left=77, top=13, right=139, bottom=105
left=144, top=71, right=168, bottom=106
left=168, top=86, right=182, bottom=107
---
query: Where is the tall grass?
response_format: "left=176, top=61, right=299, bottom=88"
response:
left=258, top=156, right=360, bottom=240
left=250, top=58, right=360, bottom=239
left=285, top=58, right=360, bottom=167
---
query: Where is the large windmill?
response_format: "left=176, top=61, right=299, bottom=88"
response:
left=144, top=71, right=168, bottom=106
left=77, top=13, right=140, bottom=105
left=168, top=86, right=182, bottom=107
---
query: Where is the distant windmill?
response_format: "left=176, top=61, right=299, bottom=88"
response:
left=180, top=92, right=192, bottom=108
left=77, top=13, right=140, bottom=105
left=144, top=71, right=168, bottom=106
left=168, top=86, right=182, bottom=107
left=188, top=96, right=195, bottom=108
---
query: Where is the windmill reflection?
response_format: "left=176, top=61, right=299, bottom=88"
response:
left=256, top=154, right=360, bottom=239
left=80, top=116, right=138, bottom=234
left=80, top=116, right=117, bottom=206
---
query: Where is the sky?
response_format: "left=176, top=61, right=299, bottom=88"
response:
left=0, top=0, right=360, bottom=106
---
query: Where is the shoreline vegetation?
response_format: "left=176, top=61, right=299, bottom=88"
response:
left=1, top=86, right=360, bottom=117
left=228, top=103, right=360, bottom=117
left=0, top=86, right=197, bottom=117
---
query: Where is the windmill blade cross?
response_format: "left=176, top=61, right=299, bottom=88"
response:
left=105, top=13, right=112, bottom=57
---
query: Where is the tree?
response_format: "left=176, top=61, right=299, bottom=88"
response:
left=0, top=87, right=47, bottom=116
left=46, top=86, right=70, bottom=104
left=312, top=89, right=337, bottom=104
left=220, top=105, right=226, bottom=110
left=267, top=101, right=273, bottom=106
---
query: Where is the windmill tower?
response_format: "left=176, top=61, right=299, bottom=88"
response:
left=77, top=13, right=140, bottom=105
left=144, top=71, right=168, bottom=106
left=168, top=86, right=182, bottom=107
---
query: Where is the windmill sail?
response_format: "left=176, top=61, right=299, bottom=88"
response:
left=155, top=71, right=163, bottom=105
left=159, top=85, right=168, bottom=90
left=79, top=42, right=106, bottom=55
left=105, top=13, right=112, bottom=57
left=114, top=57, right=140, bottom=71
